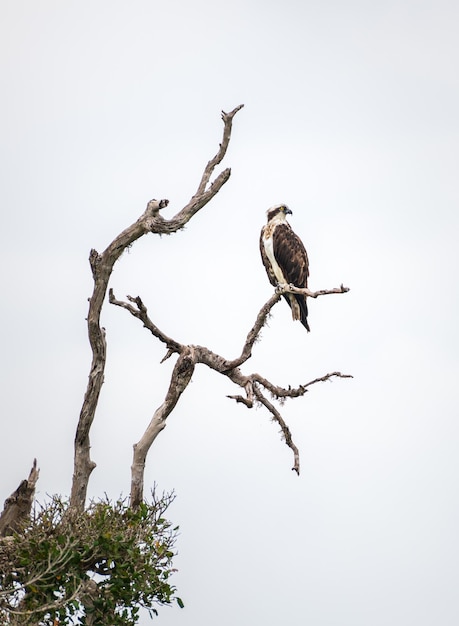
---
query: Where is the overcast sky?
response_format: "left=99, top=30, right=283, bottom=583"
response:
left=1, top=0, right=459, bottom=624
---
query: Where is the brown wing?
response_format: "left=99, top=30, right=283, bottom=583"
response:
left=272, top=223, right=309, bottom=289
left=259, top=226, right=278, bottom=287
left=273, top=223, right=310, bottom=331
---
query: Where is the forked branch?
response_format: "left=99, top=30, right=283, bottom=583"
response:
left=71, top=105, right=244, bottom=513
left=110, top=283, right=351, bottom=500
left=196, top=105, right=244, bottom=195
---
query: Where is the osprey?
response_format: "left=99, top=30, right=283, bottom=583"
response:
left=260, top=204, right=310, bottom=331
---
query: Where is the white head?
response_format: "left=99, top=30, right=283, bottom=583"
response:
left=266, top=204, right=292, bottom=223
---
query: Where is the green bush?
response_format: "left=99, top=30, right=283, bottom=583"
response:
left=0, top=492, right=182, bottom=625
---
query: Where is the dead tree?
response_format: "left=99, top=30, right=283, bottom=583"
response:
left=69, top=102, right=350, bottom=511
left=1, top=104, right=351, bottom=623
left=70, top=104, right=245, bottom=514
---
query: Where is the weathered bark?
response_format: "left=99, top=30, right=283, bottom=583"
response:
left=70, top=105, right=244, bottom=513
left=0, top=460, right=39, bottom=537
left=110, top=281, right=351, bottom=491
left=130, top=347, right=196, bottom=509
left=70, top=199, right=169, bottom=512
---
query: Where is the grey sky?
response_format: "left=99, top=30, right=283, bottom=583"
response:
left=1, top=0, right=459, bottom=624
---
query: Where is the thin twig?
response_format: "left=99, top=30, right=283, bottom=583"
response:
left=109, top=290, right=183, bottom=356
left=196, top=105, right=245, bottom=195
left=253, top=371, right=354, bottom=399
left=278, top=283, right=350, bottom=298
left=253, top=386, right=301, bottom=475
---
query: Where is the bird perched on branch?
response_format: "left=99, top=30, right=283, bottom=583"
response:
left=260, top=204, right=310, bottom=331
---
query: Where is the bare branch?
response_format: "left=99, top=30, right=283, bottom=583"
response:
left=222, top=283, right=349, bottom=371
left=167, top=104, right=244, bottom=228
left=224, top=292, right=282, bottom=370
left=278, top=283, right=350, bottom=298
left=252, top=386, right=301, bottom=475
left=160, top=349, right=175, bottom=364
left=253, top=371, right=354, bottom=399
left=113, top=286, right=351, bottom=484
left=0, top=460, right=39, bottom=536
left=196, top=105, right=245, bottom=195
left=109, top=290, right=183, bottom=355
left=130, top=348, right=196, bottom=508
left=227, top=381, right=254, bottom=408
left=72, top=106, right=243, bottom=512
left=300, top=371, right=354, bottom=388
left=71, top=200, right=171, bottom=513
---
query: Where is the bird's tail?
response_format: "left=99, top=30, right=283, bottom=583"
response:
left=298, top=295, right=310, bottom=332
left=284, top=293, right=310, bottom=332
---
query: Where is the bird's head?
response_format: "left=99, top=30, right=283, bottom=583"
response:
left=266, top=204, right=292, bottom=223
